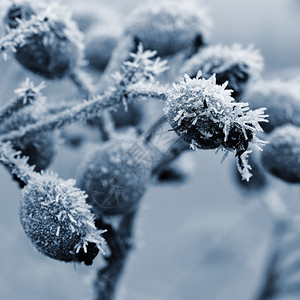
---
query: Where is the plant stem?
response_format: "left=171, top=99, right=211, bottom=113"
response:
left=94, top=212, right=136, bottom=300
left=0, top=86, right=166, bottom=143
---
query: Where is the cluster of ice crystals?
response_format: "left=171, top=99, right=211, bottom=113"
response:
left=112, top=44, right=168, bottom=110
left=165, top=72, right=269, bottom=180
left=14, top=78, right=46, bottom=104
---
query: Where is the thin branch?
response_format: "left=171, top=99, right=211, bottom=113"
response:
left=0, top=86, right=166, bottom=142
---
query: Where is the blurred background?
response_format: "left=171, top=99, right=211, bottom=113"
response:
left=0, top=0, right=300, bottom=299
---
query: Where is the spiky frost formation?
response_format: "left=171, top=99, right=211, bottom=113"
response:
left=124, top=2, right=212, bottom=57
left=165, top=73, right=268, bottom=180
left=2, top=1, right=84, bottom=79
left=261, top=125, right=300, bottom=183
left=0, top=79, right=55, bottom=176
left=85, top=32, right=118, bottom=71
left=77, top=139, right=151, bottom=216
left=246, top=79, right=300, bottom=132
left=20, top=171, right=106, bottom=264
left=233, top=152, right=268, bottom=193
left=182, top=44, right=264, bottom=99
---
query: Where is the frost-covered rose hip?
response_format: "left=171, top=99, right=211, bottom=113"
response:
left=77, top=139, right=151, bottom=216
left=125, top=2, right=212, bottom=57
left=246, top=79, right=300, bottom=132
left=261, top=125, right=300, bottom=183
left=165, top=73, right=268, bottom=180
left=4, top=2, right=83, bottom=79
left=182, top=44, right=264, bottom=99
left=20, top=171, right=106, bottom=264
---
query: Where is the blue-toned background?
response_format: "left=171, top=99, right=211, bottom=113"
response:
left=0, top=0, right=300, bottom=299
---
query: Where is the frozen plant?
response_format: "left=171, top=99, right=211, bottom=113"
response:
left=0, top=1, right=299, bottom=300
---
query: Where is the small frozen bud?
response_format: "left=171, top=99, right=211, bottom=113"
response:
left=85, top=32, right=118, bottom=71
left=125, top=2, right=212, bottom=57
left=246, top=79, right=300, bottom=133
left=77, top=139, right=151, bottom=216
left=182, top=44, right=264, bottom=99
left=233, top=152, right=268, bottom=194
left=0, top=80, right=55, bottom=179
left=4, top=2, right=83, bottom=79
left=20, top=171, right=106, bottom=264
left=110, top=102, right=144, bottom=129
left=261, top=125, right=300, bottom=183
left=165, top=73, right=268, bottom=181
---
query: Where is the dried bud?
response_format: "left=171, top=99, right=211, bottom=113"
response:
left=20, top=171, right=106, bottom=264
left=182, top=44, right=264, bottom=99
left=77, top=139, right=151, bottom=216
left=246, top=79, right=300, bottom=132
left=261, top=125, right=300, bottom=183
left=165, top=73, right=268, bottom=181
left=125, top=2, right=212, bottom=57
left=4, top=2, right=83, bottom=79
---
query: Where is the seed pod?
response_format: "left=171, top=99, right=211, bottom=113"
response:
left=182, top=44, right=264, bottom=99
left=125, top=2, right=212, bottom=57
left=246, top=79, right=300, bottom=133
left=85, top=32, right=118, bottom=71
left=4, top=2, right=83, bottom=79
left=77, top=139, right=151, bottom=216
left=261, top=125, right=300, bottom=183
left=165, top=73, right=268, bottom=180
left=20, top=171, right=106, bottom=264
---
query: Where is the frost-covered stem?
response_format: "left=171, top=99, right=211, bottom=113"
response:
left=0, top=96, right=35, bottom=123
left=143, top=115, right=167, bottom=142
left=151, top=137, right=190, bottom=177
left=94, top=212, right=136, bottom=300
left=0, top=86, right=165, bottom=142
left=68, top=70, right=95, bottom=98
left=0, top=142, right=35, bottom=185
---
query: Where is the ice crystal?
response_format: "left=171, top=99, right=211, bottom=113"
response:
left=182, top=44, right=264, bottom=99
left=111, top=44, right=168, bottom=110
left=165, top=72, right=269, bottom=180
left=14, top=77, right=46, bottom=104
left=20, top=170, right=106, bottom=264
left=0, top=142, right=35, bottom=184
